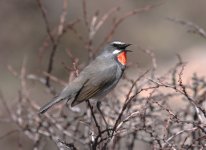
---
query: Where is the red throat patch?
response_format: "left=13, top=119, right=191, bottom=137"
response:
left=117, top=51, right=127, bottom=65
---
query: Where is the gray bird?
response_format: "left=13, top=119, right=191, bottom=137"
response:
left=39, top=41, right=131, bottom=114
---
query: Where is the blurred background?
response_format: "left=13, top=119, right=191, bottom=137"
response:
left=1, top=0, right=206, bottom=149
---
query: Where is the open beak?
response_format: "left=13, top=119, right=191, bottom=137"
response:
left=124, top=44, right=132, bottom=52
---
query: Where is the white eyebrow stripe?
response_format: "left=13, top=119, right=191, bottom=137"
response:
left=112, top=41, right=125, bottom=45
left=113, top=49, right=121, bottom=54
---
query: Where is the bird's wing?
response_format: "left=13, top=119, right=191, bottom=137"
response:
left=71, top=64, right=118, bottom=106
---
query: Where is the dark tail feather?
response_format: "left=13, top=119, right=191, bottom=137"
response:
left=39, top=96, right=64, bottom=114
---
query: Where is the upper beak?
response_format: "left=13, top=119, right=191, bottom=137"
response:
left=124, top=43, right=132, bottom=48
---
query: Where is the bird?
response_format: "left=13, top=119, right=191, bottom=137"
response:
left=39, top=41, right=132, bottom=114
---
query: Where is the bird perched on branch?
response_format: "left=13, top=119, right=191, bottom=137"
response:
left=39, top=41, right=132, bottom=114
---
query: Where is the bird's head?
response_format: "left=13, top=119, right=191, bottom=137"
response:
left=102, top=41, right=132, bottom=66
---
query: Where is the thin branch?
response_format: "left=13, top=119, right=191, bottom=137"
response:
left=167, top=17, right=206, bottom=39
left=112, top=69, right=150, bottom=136
left=36, top=0, right=55, bottom=44
left=96, top=4, right=159, bottom=52
left=0, top=130, right=19, bottom=141
left=82, top=0, right=89, bottom=28
left=87, top=100, right=101, bottom=136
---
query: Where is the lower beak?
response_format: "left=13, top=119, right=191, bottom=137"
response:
left=125, top=49, right=133, bottom=52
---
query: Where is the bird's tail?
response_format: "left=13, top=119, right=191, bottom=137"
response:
left=39, top=95, right=64, bottom=114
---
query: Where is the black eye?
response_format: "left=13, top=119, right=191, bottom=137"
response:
left=112, top=43, right=125, bottom=49
left=112, top=43, right=131, bottom=49
left=112, top=43, right=119, bottom=47
left=111, top=42, right=131, bottom=49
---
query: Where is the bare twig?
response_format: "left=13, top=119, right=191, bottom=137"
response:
left=96, top=4, right=158, bottom=52
left=167, top=17, right=206, bottom=39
